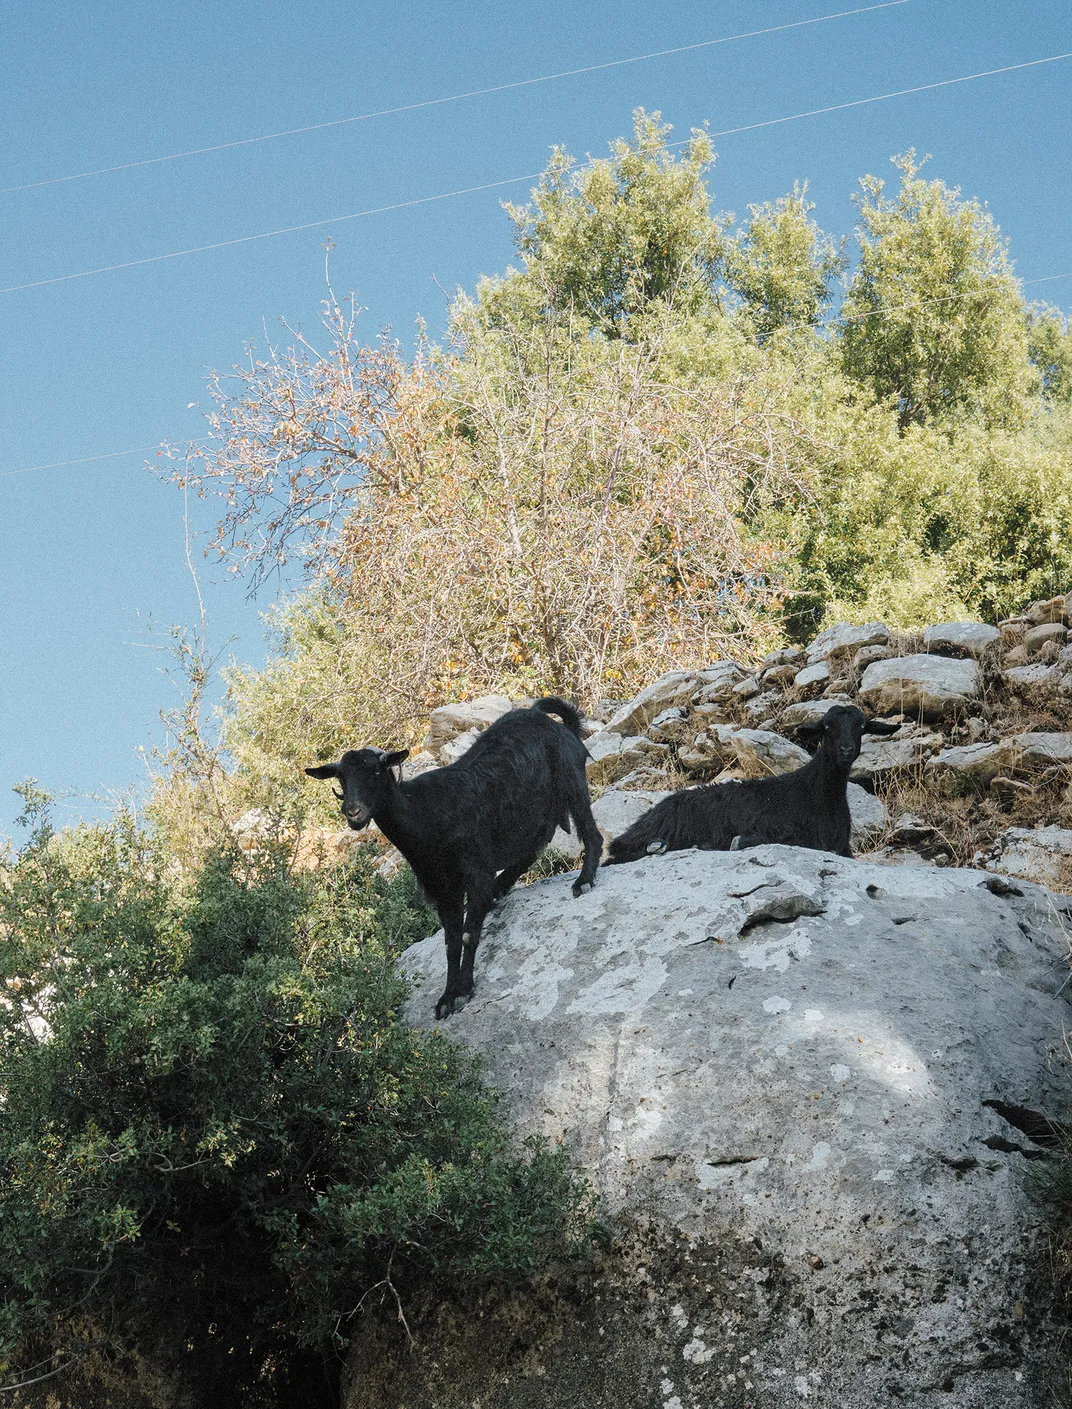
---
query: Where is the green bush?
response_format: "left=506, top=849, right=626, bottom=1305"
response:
left=0, top=806, right=594, bottom=1405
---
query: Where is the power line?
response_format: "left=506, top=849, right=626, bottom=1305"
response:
left=0, top=2, right=911, bottom=197
left=0, top=446, right=161, bottom=480
left=4, top=272, right=1070, bottom=485
left=3, top=48, right=1071, bottom=299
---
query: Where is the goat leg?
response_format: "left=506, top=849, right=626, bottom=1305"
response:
left=435, top=898, right=467, bottom=1020
left=458, top=877, right=498, bottom=1001
left=569, top=794, right=603, bottom=896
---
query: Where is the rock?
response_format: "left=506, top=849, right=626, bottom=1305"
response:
left=691, top=662, right=744, bottom=704
left=778, top=695, right=854, bottom=731
left=604, top=672, right=703, bottom=738
left=792, top=661, right=829, bottom=693
left=759, top=646, right=805, bottom=670
left=439, top=727, right=481, bottom=764
left=805, top=620, right=889, bottom=663
left=852, top=643, right=891, bottom=670
left=1004, top=663, right=1058, bottom=691
left=847, top=781, right=887, bottom=844
left=711, top=725, right=810, bottom=776
left=1002, top=731, right=1072, bottom=768
left=990, top=776, right=1036, bottom=804
left=550, top=788, right=666, bottom=859
left=924, top=620, right=1001, bottom=658
left=760, top=662, right=798, bottom=688
left=1003, top=644, right=1030, bottom=667
left=645, top=705, right=692, bottom=744
left=677, top=733, right=724, bottom=772
left=400, top=750, right=439, bottom=779
left=850, top=731, right=943, bottom=785
left=1026, top=595, right=1066, bottom=626
left=859, top=653, right=981, bottom=720
left=586, top=732, right=667, bottom=785
left=977, top=825, right=1072, bottom=888
left=395, top=848, right=1069, bottom=1407
left=1024, top=621, right=1068, bottom=655
left=740, top=691, right=782, bottom=724
left=731, top=674, right=761, bottom=700
left=423, top=694, right=514, bottom=753
left=925, top=742, right=1009, bottom=793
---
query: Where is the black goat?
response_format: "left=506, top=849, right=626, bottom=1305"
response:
left=606, top=704, right=900, bottom=864
left=305, top=697, right=602, bottom=1018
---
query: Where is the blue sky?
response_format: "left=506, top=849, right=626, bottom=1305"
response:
left=2, top=0, right=1071, bottom=834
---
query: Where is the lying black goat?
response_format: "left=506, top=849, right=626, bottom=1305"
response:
left=606, top=704, right=900, bottom=864
left=306, top=697, right=601, bottom=1018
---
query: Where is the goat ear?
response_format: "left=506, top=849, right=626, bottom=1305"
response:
left=864, top=718, right=901, bottom=736
left=304, top=764, right=339, bottom=780
left=383, top=749, right=410, bottom=769
left=794, top=721, right=823, bottom=738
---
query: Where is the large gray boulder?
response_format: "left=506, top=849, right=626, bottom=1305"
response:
left=859, top=653, right=981, bottom=720
left=422, top=694, right=515, bottom=753
left=397, top=849, right=1069, bottom=1407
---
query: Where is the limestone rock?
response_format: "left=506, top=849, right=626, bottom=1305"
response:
left=585, top=732, right=666, bottom=785
left=710, top=725, right=810, bottom=776
left=423, top=694, right=514, bottom=753
left=847, top=781, right=887, bottom=845
left=924, top=620, right=1001, bottom=658
left=859, top=653, right=981, bottom=720
left=852, top=642, right=892, bottom=670
left=850, top=731, right=943, bottom=785
left=977, top=825, right=1072, bottom=888
left=805, top=620, right=889, bottom=663
left=1007, top=731, right=1072, bottom=766
left=691, top=661, right=744, bottom=704
left=1005, top=662, right=1058, bottom=691
left=645, top=705, right=692, bottom=744
left=760, top=662, right=798, bottom=688
left=1026, top=595, right=1066, bottom=626
left=1024, top=621, right=1068, bottom=655
left=604, top=671, right=703, bottom=738
left=792, top=660, right=829, bottom=693
left=925, top=742, right=1009, bottom=792
left=731, top=674, right=761, bottom=700
left=439, top=727, right=481, bottom=765
left=396, top=848, right=1070, bottom=1406
left=778, top=695, right=854, bottom=731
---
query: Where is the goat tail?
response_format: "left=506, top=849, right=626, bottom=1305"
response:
left=533, top=696, right=585, bottom=739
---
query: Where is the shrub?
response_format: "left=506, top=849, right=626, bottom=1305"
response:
left=0, top=806, right=594, bottom=1405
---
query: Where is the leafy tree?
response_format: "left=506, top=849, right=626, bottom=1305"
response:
left=839, top=152, right=1032, bottom=430
left=725, top=183, right=843, bottom=341
left=1027, top=303, right=1072, bottom=402
left=0, top=807, right=593, bottom=1405
left=474, top=109, right=726, bottom=337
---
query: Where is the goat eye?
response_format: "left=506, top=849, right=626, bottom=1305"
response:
left=332, top=787, right=344, bottom=801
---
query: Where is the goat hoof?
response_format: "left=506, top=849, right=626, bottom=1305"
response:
left=571, top=877, right=595, bottom=897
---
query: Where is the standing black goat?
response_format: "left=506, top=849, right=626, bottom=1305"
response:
left=305, top=697, right=602, bottom=1018
left=606, top=704, right=900, bottom=864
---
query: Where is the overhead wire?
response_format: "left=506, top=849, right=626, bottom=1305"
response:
left=4, top=272, right=1070, bottom=483
left=0, top=2, right=911, bottom=196
left=3, top=49, right=1071, bottom=298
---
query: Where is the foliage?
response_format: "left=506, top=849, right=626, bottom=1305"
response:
left=838, top=151, right=1033, bottom=431
left=1027, top=303, right=1072, bottom=402
left=724, top=182, right=844, bottom=342
left=0, top=806, right=594, bottom=1404
left=475, top=109, right=725, bottom=338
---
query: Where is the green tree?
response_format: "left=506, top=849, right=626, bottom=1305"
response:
left=1027, top=303, right=1072, bottom=402
left=725, top=183, right=843, bottom=341
left=839, top=152, right=1032, bottom=430
left=474, top=109, right=726, bottom=337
